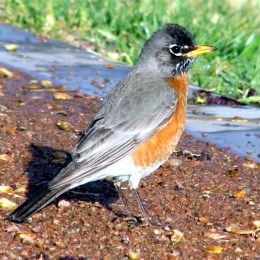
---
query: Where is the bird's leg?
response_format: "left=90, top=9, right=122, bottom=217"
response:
left=116, top=184, right=133, bottom=216
left=133, top=189, right=153, bottom=226
left=114, top=184, right=142, bottom=224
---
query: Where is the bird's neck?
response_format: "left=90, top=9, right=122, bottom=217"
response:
left=165, top=74, right=189, bottom=130
left=165, top=74, right=189, bottom=100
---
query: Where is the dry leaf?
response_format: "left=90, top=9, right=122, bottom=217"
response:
left=252, top=221, right=260, bottom=229
left=40, top=79, right=53, bottom=88
left=18, top=231, right=36, bottom=244
left=233, top=190, right=247, bottom=199
left=56, top=121, right=70, bottom=132
left=243, top=162, right=259, bottom=169
left=0, top=185, right=13, bottom=194
left=128, top=249, right=140, bottom=260
left=53, top=92, right=72, bottom=100
left=171, top=229, right=185, bottom=244
left=30, top=79, right=38, bottom=84
left=18, top=231, right=35, bottom=238
left=204, top=232, right=228, bottom=240
left=225, top=224, right=241, bottom=233
left=0, top=67, right=14, bottom=78
left=198, top=216, right=213, bottom=225
left=205, top=246, right=224, bottom=254
left=16, top=186, right=27, bottom=193
left=4, top=44, right=19, bottom=51
left=236, top=229, right=254, bottom=235
left=0, top=154, right=11, bottom=162
left=199, top=217, right=209, bottom=223
left=253, top=228, right=260, bottom=239
left=0, top=198, right=17, bottom=210
left=12, top=194, right=25, bottom=199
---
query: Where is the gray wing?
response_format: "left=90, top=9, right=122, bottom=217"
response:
left=50, top=73, right=178, bottom=188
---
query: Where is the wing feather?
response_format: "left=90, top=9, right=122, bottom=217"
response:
left=50, top=75, right=178, bottom=188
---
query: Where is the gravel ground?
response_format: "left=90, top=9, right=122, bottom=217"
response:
left=0, top=68, right=259, bottom=259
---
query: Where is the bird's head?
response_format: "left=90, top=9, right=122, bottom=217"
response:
left=135, top=24, right=216, bottom=77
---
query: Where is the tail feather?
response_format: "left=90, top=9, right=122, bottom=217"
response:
left=6, top=185, right=68, bottom=223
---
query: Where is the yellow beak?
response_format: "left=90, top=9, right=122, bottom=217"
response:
left=183, top=45, right=217, bottom=57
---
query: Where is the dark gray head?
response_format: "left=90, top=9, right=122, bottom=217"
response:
left=135, top=24, right=216, bottom=77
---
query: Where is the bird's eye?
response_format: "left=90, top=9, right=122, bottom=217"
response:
left=169, top=45, right=182, bottom=56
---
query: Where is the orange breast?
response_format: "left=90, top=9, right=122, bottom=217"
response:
left=132, top=74, right=189, bottom=168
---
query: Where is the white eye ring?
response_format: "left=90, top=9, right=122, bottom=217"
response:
left=169, top=44, right=182, bottom=56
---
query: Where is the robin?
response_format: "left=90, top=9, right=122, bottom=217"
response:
left=6, top=24, right=216, bottom=225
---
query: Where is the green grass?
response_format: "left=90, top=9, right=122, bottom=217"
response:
left=1, top=0, right=260, bottom=104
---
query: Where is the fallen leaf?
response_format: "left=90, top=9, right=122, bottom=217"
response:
left=0, top=154, right=11, bottom=162
left=233, top=190, right=247, bottom=199
left=16, top=186, right=27, bottom=193
left=243, top=162, right=259, bottom=169
left=171, top=229, right=185, bottom=244
left=12, top=194, right=25, bottom=199
left=0, top=185, right=13, bottom=194
left=18, top=231, right=36, bottom=244
left=30, top=79, right=38, bottom=84
left=128, top=249, right=139, bottom=260
left=40, top=79, right=53, bottom=88
left=198, top=217, right=213, bottom=225
left=205, top=246, right=224, bottom=254
left=18, top=231, right=36, bottom=239
left=199, top=217, right=209, bottom=223
left=0, top=67, right=13, bottom=78
left=204, top=232, right=228, bottom=240
left=0, top=198, right=17, bottom=210
left=252, top=221, right=260, bottom=229
left=195, top=94, right=207, bottom=104
left=56, top=121, right=70, bottom=132
left=225, top=224, right=241, bottom=233
left=53, top=92, right=72, bottom=100
left=236, top=229, right=254, bottom=235
left=4, top=43, right=19, bottom=51
left=253, top=228, right=260, bottom=239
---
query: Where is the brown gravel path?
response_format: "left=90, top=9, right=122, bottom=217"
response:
left=0, top=69, right=259, bottom=259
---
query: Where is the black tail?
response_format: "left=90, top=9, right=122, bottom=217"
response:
left=6, top=185, right=67, bottom=223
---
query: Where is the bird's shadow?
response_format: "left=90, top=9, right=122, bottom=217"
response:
left=24, top=144, right=120, bottom=216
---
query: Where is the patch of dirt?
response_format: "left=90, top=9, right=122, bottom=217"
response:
left=190, top=90, right=243, bottom=106
left=0, top=69, right=259, bottom=259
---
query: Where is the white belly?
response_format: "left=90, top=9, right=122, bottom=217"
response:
left=70, top=155, right=165, bottom=190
